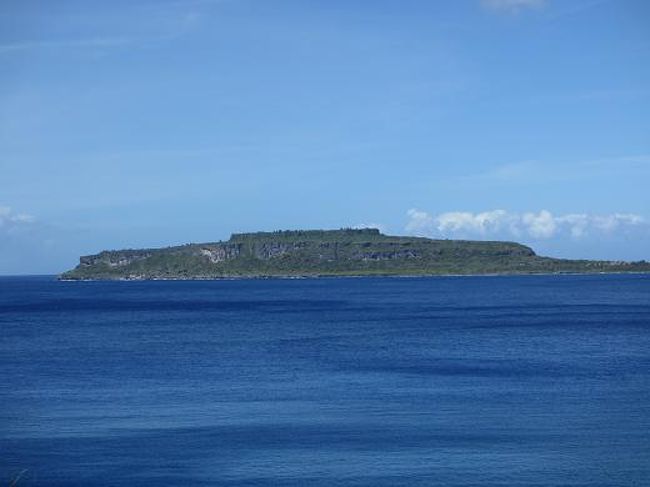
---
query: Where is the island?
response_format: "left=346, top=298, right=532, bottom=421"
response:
left=60, top=228, right=650, bottom=280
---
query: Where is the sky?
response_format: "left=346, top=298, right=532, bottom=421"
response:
left=1, top=0, right=649, bottom=274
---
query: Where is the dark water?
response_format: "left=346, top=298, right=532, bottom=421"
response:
left=1, top=275, right=649, bottom=486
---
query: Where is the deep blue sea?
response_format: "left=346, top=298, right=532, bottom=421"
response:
left=1, top=275, right=649, bottom=486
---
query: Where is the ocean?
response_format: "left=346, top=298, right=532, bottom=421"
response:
left=1, top=274, right=649, bottom=486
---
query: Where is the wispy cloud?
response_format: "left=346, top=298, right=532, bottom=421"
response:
left=544, top=0, right=614, bottom=20
left=481, top=0, right=546, bottom=13
left=0, top=37, right=131, bottom=54
left=406, top=208, right=646, bottom=240
left=0, top=2, right=213, bottom=55
left=529, top=88, right=650, bottom=106
left=465, top=155, right=650, bottom=186
left=0, top=206, right=35, bottom=236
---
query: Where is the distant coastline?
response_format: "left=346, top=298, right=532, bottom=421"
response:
left=60, top=228, right=650, bottom=281
left=58, top=271, right=650, bottom=282
left=58, top=270, right=650, bottom=282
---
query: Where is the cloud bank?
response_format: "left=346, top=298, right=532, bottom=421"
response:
left=406, top=208, right=645, bottom=240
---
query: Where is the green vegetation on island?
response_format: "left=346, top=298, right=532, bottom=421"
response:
left=60, top=228, right=650, bottom=280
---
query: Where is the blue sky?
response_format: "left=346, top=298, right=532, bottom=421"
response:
left=1, top=0, right=649, bottom=274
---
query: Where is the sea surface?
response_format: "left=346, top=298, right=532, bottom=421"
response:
left=1, top=274, right=649, bottom=486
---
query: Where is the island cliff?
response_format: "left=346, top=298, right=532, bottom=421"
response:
left=60, top=228, right=650, bottom=280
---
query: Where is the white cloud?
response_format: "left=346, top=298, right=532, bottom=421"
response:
left=481, top=0, right=546, bottom=13
left=522, top=210, right=556, bottom=238
left=0, top=206, right=35, bottom=233
left=436, top=209, right=511, bottom=235
left=592, top=213, right=644, bottom=233
left=406, top=208, right=645, bottom=241
left=405, top=209, right=435, bottom=235
left=556, top=214, right=589, bottom=238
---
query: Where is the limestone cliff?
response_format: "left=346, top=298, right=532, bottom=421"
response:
left=60, top=228, right=650, bottom=280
